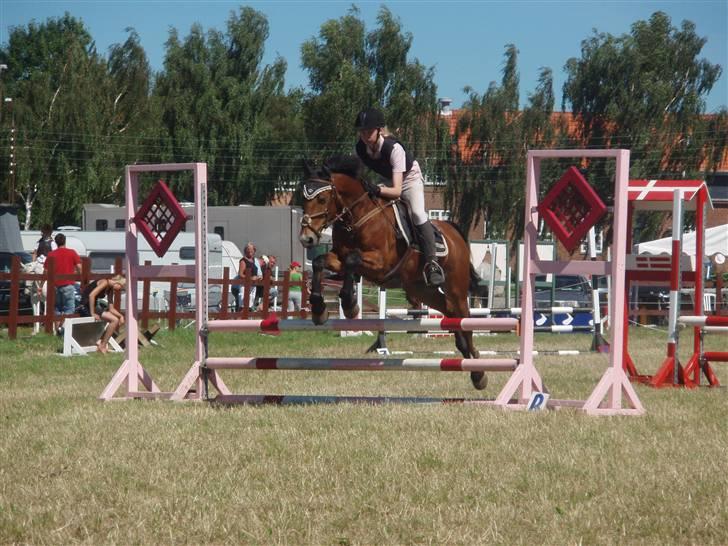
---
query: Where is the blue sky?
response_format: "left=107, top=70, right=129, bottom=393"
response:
left=2, top=0, right=727, bottom=112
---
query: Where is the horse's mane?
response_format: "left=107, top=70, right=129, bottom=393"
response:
left=322, top=154, right=363, bottom=180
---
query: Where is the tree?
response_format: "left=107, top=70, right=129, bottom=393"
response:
left=445, top=46, right=557, bottom=239
left=562, top=11, right=724, bottom=207
left=0, top=15, right=152, bottom=227
left=300, top=6, right=441, bottom=175
left=153, top=7, right=303, bottom=205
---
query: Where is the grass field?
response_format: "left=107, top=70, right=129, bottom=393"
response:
left=1, top=322, right=727, bottom=545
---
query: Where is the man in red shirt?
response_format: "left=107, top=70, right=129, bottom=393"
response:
left=45, top=233, right=82, bottom=318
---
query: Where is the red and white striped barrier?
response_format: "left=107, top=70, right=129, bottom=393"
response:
left=386, top=306, right=576, bottom=317
left=205, top=356, right=518, bottom=372
left=206, top=316, right=518, bottom=333
left=678, top=315, right=728, bottom=327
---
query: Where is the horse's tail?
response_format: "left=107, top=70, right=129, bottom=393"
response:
left=443, top=220, right=483, bottom=294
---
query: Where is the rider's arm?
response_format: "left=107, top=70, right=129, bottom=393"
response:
left=378, top=172, right=403, bottom=199
left=378, top=143, right=406, bottom=199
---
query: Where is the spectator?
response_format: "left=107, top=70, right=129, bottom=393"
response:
left=78, top=274, right=126, bottom=353
left=240, top=243, right=262, bottom=310
left=256, top=254, right=280, bottom=308
left=33, top=224, right=56, bottom=262
left=231, top=257, right=246, bottom=312
left=288, top=261, right=303, bottom=313
left=44, top=233, right=82, bottom=332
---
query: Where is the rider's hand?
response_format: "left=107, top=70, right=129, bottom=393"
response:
left=93, top=313, right=100, bottom=321
left=364, top=180, right=381, bottom=198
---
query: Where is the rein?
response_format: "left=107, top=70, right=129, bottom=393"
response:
left=301, top=178, right=394, bottom=236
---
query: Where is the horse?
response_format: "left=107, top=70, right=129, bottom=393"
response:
left=298, top=156, right=488, bottom=390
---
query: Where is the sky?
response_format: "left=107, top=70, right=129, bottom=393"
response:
left=1, top=0, right=727, bottom=112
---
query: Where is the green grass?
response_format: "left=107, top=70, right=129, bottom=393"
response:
left=1, top=323, right=727, bottom=544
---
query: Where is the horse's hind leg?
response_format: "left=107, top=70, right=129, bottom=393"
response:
left=454, top=331, right=487, bottom=391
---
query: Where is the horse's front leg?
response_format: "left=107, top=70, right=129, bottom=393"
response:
left=339, top=251, right=363, bottom=319
left=310, top=252, right=343, bottom=325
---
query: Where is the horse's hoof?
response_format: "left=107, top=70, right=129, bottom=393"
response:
left=343, top=304, right=360, bottom=319
left=312, top=309, right=329, bottom=325
left=470, top=371, right=488, bottom=391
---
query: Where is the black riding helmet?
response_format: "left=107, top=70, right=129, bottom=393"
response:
left=354, top=108, right=385, bottom=130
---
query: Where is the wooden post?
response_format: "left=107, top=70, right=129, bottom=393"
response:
left=45, top=258, right=56, bottom=334
left=141, top=260, right=151, bottom=330
left=281, top=270, right=291, bottom=319
left=7, top=256, right=21, bottom=339
left=168, top=279, right=178, bottom=331
left=220, top=267, right=231, bottom=319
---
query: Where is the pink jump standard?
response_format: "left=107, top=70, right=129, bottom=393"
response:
left=99, top=163, right=230, bottom=401
left=495, top=149, right=644, bottom=415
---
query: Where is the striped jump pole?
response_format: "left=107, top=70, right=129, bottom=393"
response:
left=435, top=349, right=585, bottom=356
left=204, top=357, right=518, bottom=372
left=678, top=316, right=728, bottom=327
left=648, top=190, right=693, bottom=388
left=386, top=306, right=576, bottom=317
left=206, top=316, right=518, bottom=334
left=533, top=325, right=592, bottom=333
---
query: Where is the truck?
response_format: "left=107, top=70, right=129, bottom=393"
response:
left=82, top=203, right=309, bottom=269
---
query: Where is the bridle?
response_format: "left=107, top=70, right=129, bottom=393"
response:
left=300, top=177, right=394, bottom=240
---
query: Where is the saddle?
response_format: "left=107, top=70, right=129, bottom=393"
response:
left=391, top=200, right=448, bottom=257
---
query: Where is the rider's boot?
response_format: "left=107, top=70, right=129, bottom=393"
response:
left=415, top=221, right=445, bottom=286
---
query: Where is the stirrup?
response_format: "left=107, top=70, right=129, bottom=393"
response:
left=423, top=260, right=445, bottom=287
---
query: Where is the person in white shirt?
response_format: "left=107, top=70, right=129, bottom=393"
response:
left=354, top=107, right=445, bottom=286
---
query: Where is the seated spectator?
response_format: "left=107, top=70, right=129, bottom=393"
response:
left=78, top=274, right=126, bottom=353
left=231, top=257, right=247, bottom=312
left=33, top=224, right=56, bottom=262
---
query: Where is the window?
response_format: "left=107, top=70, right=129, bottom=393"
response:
left=115, top=219, right=125, bottom=230
left=96, top=219, right=108, bottom=231
left=179, top=247, right=195, bottom=260
left=89, top=252, right=127, bottom=273
left=213, top=226, right=225, bottom=240
left=428, top=209, right=451, bottom=221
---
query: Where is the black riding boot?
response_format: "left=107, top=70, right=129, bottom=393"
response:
left=415, top=222, right=445, bottom=286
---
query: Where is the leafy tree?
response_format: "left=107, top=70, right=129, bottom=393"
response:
left=562, top=11, right=724, bottom=208
left=300, top=6, right=441, bottom=176
left=445, top=46, right=557, bottom=239
left=153, top=7, right=303, bottom=205
left=0, top=15, right=152, bottom=227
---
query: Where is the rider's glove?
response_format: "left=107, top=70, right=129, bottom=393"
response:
left=364, top=180, right=381, bottom=198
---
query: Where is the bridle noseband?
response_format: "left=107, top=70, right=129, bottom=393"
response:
left=300, top=177, right=391, bottom=240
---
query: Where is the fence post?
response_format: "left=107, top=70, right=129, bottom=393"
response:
left=220, top=267, right=230, bottom=319
left=7, top=256, right=21, bottom=339
left=141, top=260, right=151, bottom=330
left=168, top=279, right=178, bottom=331
left=281, top=270, right=291, bottom=319
left=44, top=258, right=56, bottom=334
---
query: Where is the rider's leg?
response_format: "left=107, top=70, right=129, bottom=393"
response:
left=414, top=221, right=445, bottom=286
left=402, top=180, right=445, bottom=286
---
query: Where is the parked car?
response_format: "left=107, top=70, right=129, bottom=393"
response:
left=534, top=275, right=593, bottom=308
left=0, top=251, right=33, bottom=315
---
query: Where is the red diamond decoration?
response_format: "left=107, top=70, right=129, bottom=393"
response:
left=134, top=180, right=189, bottom=257
left=537, top=166, right=607, bottom=252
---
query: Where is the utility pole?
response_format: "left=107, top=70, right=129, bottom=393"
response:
left=5, top=97, right=15, bottom=203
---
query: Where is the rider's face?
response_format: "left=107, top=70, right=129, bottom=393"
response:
left=358, top=128, right=379, bottom=147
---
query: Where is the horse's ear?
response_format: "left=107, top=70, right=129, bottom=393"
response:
left=321, top=163, right=331, bottom=178
left=302, top=158, right=314, bottom=179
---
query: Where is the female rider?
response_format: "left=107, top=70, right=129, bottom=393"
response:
left=354, top=107, right=444, bottom=286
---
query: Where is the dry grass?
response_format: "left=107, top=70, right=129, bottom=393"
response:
left=1, top=324, right=727, bottom=545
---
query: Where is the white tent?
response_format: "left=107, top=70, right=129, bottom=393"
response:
left=636, top=224, right=728, bottom=262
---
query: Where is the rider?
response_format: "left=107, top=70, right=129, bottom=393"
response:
left=354, top=107, right=445, bottom=287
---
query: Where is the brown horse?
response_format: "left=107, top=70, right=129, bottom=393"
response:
left=298, top=157, right=487, bottom=390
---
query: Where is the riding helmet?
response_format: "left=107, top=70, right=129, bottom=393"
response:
left=354, top=108, right=385, bottom=130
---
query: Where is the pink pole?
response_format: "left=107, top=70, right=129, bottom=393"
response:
left=205, top=357, right=518, bottom=372
left=206, top=317, right=518, bottom=333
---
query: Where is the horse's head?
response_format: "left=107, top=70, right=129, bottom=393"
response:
left=298, top=156, right=367, bottom=248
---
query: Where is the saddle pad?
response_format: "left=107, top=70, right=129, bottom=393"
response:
left=392, top=201, right=448, bottom=257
